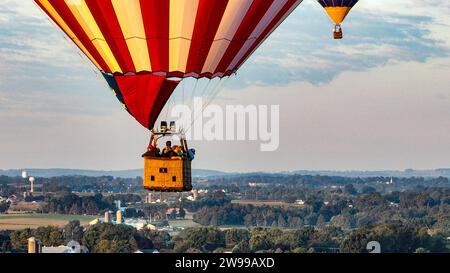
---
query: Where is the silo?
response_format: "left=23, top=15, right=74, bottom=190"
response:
left=104, top=211, right=110, bottom=223
left=28, top=237, right=36, bottom=253
left=192, top=189, right=199, bottom=201
left=116, top=210, right=123, bottom=224
left=37, top=240, right=42, bottom=253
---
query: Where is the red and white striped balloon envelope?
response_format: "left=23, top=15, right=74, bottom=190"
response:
left=35, top=0, right=302, bottom=130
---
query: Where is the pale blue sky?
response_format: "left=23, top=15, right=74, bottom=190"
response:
left=0, top=0, right=449, bottom=172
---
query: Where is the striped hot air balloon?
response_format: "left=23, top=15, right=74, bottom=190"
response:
left=34, top=0, right=303, bottom=192
left=317, top=0, right=358, bottom=39
left=34, top=0, right=302, bottom=130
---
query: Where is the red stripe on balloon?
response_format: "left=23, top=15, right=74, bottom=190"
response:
left=140, top=0, right=170, bottom=73
left=85, top=0, right=136, bottom=73
left=185, top=0, right=229, bottom=75
left=214, top=0, right=274, bottom=74
left=47, top=0, right=110, bottom=72
left=233, top=0, right=300, bottom=72
left=115, top=74, right=166, bottom=130
left=35, top=1, right=75, bottom=47
left=148, top=79, right=180, bottom=129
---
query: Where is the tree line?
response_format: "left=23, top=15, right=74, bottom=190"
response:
left=1, top=222, right=447, bottom=253
left=41, top=193, right=141, bottom=215
left=191, top=188, right=450, bottom=235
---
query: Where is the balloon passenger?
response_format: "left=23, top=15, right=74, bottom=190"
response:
left=162, top=141, right=175, bottom=158
left=142, top=138, right=161, bottom=158
left=173, top=145, right=186, bottom=158
left=188, top=149, right=196, bottom=160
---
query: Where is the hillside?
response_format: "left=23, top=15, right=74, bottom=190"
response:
left=0, top=168, right=228, bottom=178
left=1, top=168, right=449, bottom=179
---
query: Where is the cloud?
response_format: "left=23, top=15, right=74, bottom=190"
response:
left=231, top=4, right=448, bottom=87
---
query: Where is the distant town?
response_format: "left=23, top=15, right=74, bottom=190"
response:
left=0, top=169, right=449, bottom=253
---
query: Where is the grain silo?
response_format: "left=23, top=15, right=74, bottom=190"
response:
left=116, top=210, right=123, bottom=224
left=28, top=237, right=36, bottom=253
left=104, top=211, right=110, bottom=223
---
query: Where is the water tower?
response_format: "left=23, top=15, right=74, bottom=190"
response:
left=29, top=177, right=35, bottom=193
left=18, top=171, right=28, bottom=193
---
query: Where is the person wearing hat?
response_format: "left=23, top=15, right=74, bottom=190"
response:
left=142, top=143, right=160, bottom=158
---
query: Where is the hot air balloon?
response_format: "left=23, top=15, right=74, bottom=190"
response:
left=317, top=0, right=358, bottom=39
left=34, top=0, right=302, bottom=192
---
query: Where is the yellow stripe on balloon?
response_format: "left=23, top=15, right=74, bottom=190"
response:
left=36, top=0, right=102, bottom=70
left=112, top=0, right=151, bottom=72
left=201, top=0, right=253, bottom=74
left=169, top=0, right=200, bottom=73
left=65, top=0, right=122, bottom=73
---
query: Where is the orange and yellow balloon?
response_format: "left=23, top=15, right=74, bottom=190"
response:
left=318, top=0, right=359, bottom=39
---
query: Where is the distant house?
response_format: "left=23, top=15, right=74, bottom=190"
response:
left=124, top=219, right=154, bottom=230
left=389, top=202, right=399, bottom=208
left=42, top=246, right=73, bottom=254
left=89, top=219, right=100, bottom=226
left=134, top=249, right=160, bottom=254
left=146, top=224, right=157, bottom=230
left=166, top=208, right=180, bottom=219
left=186, top=195, right=196, bottom=201
left=30, top=239, right=88, bottom=253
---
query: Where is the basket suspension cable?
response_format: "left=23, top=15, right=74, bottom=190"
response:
left=190, top=77, right=225, bottom=130
left=204, top=75, right=232, bottom=109
left=189, top=78, right=200, bottom=107
left=198, top=77, right=213, bottom=100
left=186, top=75, right=232, bottom=131
left=205, top=75, right=231, bottom=107
left=178, top=79, right=188, bottom=133
left=186, top=77, right=224, bottom=131
left=167, top=83, right=178, bottom=121
left=182, top=77, right=186, bottom=108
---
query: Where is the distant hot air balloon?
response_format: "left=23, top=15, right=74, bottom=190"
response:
left=317, top=0, right=358, bottom=39
left=34, top=0, right=302, bottom=192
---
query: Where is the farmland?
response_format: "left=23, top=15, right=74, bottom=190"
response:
left=0, top=214, right=96, bottom=230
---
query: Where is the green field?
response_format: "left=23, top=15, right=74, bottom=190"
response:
left=169, top=219, right=201, bottom=229
left=0, top=214, right=97, bottom=230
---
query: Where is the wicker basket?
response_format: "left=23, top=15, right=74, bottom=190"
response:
left=143, top=157, right=192, bottom=192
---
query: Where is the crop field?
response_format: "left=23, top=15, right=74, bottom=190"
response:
left=0, top=214, right=96, bottom=230
left=169, top=219, right=201, bottom=229
left=231, top=200, right=297, bottom=207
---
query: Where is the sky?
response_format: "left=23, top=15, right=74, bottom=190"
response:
left=0, top=0, right=449, bottom=173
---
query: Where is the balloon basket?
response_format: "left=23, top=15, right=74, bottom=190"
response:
left=143, top=157, right=192, bottom=192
